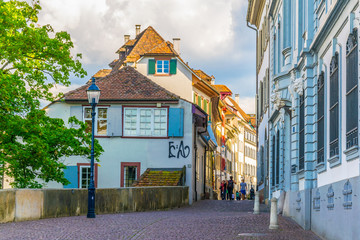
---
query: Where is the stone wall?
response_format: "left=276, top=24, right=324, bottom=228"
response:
left=0, top=186, right=189, bottom=223
left=282, top=176, right=360, bottom=240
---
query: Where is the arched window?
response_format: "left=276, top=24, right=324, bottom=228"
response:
left=276, top=130, right=280, bottom=185
left=343, top=180, right=352, bottom=209
left=317, top=72, right=325, bottom=163
left=299, top=90, right=305, bottom=170
left=327, top=185, right=334, bottom=210
left=329, top=53, right=339, bottom=157
left=346, top=29, right=358, bottom=149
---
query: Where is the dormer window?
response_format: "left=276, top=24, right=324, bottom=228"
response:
left=148, top=59, right=177, bottom=75
left=156, top=60, right=169, bottom=74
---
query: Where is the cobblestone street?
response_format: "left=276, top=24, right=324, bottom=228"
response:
left=0, top=200, right=321, bottom=240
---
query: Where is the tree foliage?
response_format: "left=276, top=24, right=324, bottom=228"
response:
left=0, top=0, right=103, bottom=188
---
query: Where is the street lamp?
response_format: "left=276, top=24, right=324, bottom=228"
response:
left=86, top=77, right=100, bottom=218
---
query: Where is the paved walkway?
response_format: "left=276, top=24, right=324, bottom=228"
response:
left=0, top=200, right=321, bottom=240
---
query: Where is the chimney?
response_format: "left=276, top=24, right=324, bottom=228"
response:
left=235, top=94, right=240, bottom=104
left=211, top=76, right=215, bottom=85
left=173, top=38, right=180, bottom=55
left=135, top=25, right=141, bottom=36
left=124, top=34, right=130, bottom=43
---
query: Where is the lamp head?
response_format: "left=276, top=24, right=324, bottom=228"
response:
left=87, top=77, right=101, bottom=104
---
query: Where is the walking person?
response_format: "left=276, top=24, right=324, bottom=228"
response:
left=240, top=179, right=247, bottom=200
left=227, top=176, right=236, bottom=200
left=220, top=180, right=227, bottom=200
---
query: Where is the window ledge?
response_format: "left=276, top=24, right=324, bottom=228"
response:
left=316, top=162, right=326, bottom=173
left=328, top=155, right=341, bottom=168
left=297, top=169, right=305, bottom=179
left=344, top=146, right=359, bottom=162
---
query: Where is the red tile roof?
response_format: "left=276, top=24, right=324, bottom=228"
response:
left=227, top=97, right=251, bottom=123
left=193, top=69, right=213, bottom=82
left=93, top=69, right=111, bottom=78
left=213, top=85, right=232, bottom=93
left=111, top=26, right=179, bottom=70
left=65, top=66, right=179, bottom=102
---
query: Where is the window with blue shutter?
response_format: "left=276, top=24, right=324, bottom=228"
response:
left=148, top=59, right=156, bottom=74
left=168, top=108, right=184, bottom=137
left=170, top=59, right=177, bottom=74
left=63, top=166, right=78, bottom=188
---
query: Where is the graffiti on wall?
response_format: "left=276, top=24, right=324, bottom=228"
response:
left=169, top=141, right=190, bottom=158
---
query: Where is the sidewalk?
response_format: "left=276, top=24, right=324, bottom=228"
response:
left=0, top=200, right=321, bottom=240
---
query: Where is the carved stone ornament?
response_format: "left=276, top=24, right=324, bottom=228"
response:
left=270, top=81, right=282, bottom=111
left=278, top=108, right=285, bottom=127
left=288, top=70, right=304, bottom=110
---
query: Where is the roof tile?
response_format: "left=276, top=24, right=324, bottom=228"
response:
left=65, top=66, right=179, bottom=102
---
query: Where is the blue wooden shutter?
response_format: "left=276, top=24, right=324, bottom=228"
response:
left=108, top=105, right=122, bottom=136
left=170, top=59, right=177, bottom=74
left=70, top=106, right=82, bottom=129
left=168, top=108, right=184, bottom=137
left=63, top=166, right=78, bottom=188
left=148, top=59, right=155, bottom=74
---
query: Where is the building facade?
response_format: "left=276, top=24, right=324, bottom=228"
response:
left=247, top=0, right=360, bottom=238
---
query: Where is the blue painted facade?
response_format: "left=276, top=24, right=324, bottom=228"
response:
left=249, top=0, right=360, bottom=237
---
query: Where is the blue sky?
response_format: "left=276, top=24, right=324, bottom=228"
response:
left=39, top=0, right=256, bottom=113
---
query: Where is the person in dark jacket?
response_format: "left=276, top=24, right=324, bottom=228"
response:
left=227, top=176, right=236, bottom=200
left=220, top=180, right=227, bottom=200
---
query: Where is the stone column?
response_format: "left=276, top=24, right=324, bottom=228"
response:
left=269, top=197, right=279, bottom=229
left=253, top=192, right=260, bottom=215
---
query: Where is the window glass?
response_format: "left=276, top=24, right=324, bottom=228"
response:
left=140, top=109, right=152, bottom=136
left=156, top=60, right=169, bottom=74
left=154, top=109, right=167, bottom=136
left=97, top=108, right=107, bottom=135
left=80, top=166, right=90, bottom=189
left=124, top=166, right=137, bottom=187
left=124, top=109, right=138, bottom=136
left=84, top=108, right=92, bottom=133
left=124, top=108, right=167, bottom=137
left=84, top=107, right=107, bottom=135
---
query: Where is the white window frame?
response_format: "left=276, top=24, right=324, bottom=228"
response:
left=83, top=106, right=109, bottom=136
left=156, top=60, right=170, bottom=74
left=79, top=165, right=90, bottom=189
left=123, top=107, right=168, bottom=137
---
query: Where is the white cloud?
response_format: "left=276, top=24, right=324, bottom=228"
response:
left=37, top=0, right=256, bottom=99
left=238, top=96, right=256, bottom=115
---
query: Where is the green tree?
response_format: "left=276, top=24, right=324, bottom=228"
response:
left=0, top=0, right=103, bottom=188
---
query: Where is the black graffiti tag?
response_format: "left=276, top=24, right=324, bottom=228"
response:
left=169, top=141, right=190, bottom=158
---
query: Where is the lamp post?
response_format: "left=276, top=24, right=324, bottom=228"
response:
left=86, top=77, right=100, bottom=218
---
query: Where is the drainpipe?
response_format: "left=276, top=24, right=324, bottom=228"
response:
left=204, top=146, right=207, bottom=198
left=194, top=124, right=197, bottom=202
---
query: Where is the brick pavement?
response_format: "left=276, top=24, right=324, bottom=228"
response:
left=0, top=200, right=321, bottom=240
